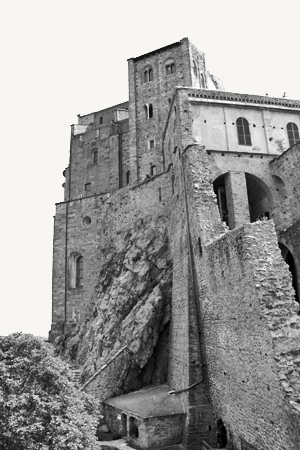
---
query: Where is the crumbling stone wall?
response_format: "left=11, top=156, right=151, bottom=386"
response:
left=204, top=221, right=300, bottom=449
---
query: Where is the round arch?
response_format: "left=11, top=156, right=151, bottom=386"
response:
left=245, top=172, right=273, bottom=222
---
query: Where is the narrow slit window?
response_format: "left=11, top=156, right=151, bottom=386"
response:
left=76, top=256, right=83, bottom=287
left=151, top=165, right=156, bottom=176
left=92, top=150, right=98, bottom=165
left=126, top=170, right=130, bottom=185
left=99, top=116, right=103, bottom=125
left=148, top=103, right=153, bottom=118
left=287, top=122, right=300, bottom=147
left=236, top=117, right=252, bottom=146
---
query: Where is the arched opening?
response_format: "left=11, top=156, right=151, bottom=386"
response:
left=245, top=173, right=272, bottom=222
left=213, top=174, right=228, bottom=226
left=129, top=417, right=139, bottom=439
left=279, top=243, right=299, bottom=304
left=99, top=116, right=103, bottom=125
left=216, top=419, right=227, bottom=448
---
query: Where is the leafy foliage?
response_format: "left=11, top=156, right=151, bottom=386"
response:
left=0, top=333, right=99, bottom=450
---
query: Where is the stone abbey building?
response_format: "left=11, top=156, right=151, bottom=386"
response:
left=50, top=38, right=300, bottom=450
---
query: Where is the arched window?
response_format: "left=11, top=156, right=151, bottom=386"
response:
left=193, top=60, right=198, bottom=77
left=99, top=116, right=103, bottom=125
left=69, top=252, right=83, bottom=289
left=165, top=58, right=175, bottom=75
left=287, top=122, right=300, bottom=147
left=149, top=103, right=153, bottom=118
left=236, top=117, right=252, bottom=146
left=200, top=73, right=205, bottom=88
left=145, top=104, right=153, bottom=119
left=143, top=67, right=153, bottom=83
left=76, top=256, right=83, bottom=288
left=92, top=149, right=98, bottom=165
left=126, top=170, right=130, bottom=185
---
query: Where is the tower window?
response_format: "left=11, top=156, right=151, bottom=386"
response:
left=145, top=104, right=153, bottom=119
left=99, top=116, right=103, bottom=125
left=143, top=67, right=153, bottom=83
left=287, top=122, right=300, bottom=147
left=126, top=170, right=130, bottom=185
left=236, top=117, right=252, bottom=146
left=165, top=58, right=175, bottom=76
left=76, top=256, right=83, bottom=288
left=148, top=139, right=155, bottom=149
left=92, top=150, right=98, bottom=165
left=166, top=63, right=175, bottom=75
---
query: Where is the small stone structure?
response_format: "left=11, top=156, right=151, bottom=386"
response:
left=104, top=385, right=185, bottom=449
left=50, top=38, right=300, bottom=450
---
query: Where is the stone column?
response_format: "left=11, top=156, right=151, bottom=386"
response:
left=225, top=170, right=250, bottom=229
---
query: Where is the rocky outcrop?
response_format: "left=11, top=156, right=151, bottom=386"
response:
left=55, top=216, right=172, bottom=400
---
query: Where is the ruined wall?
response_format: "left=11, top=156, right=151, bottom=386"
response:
left=203, top=221, right=300, bottom=450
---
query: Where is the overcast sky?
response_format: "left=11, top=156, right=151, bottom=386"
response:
left=1, top=0, right=299, bottom=338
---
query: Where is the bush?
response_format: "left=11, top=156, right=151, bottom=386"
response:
left=0, top=333, right=99, bottom=450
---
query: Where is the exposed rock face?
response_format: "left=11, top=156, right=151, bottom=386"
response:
left=56, top=216, right=172, bottom=400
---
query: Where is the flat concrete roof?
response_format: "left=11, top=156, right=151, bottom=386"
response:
left=104, top=384, right=185, bottom=419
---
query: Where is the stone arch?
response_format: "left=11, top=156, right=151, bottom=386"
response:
left=213, top=171, right=273, bottom=228
left=245, top=172, right=273, bottom=222
left=278, top=242, right=299, bottom=304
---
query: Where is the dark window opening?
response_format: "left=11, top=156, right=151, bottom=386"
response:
left=287, top=122, right=300, bottom=147
left=76, top=256, right=83, bottom=288
left=200, top=73, right=205, bottom=87
left=216, top=419, right=227, bottom=448
left=149, top=103, right=153, bottom=118
left=126, top=170, right=130, bottom=185
left=166, top=63, right=175, bottom=75
left=145, top=104, right=153, bottom=119
left=159, top=187, right=162, bottom=202
left=143, top=68, right=153, bottom=83
left=151, top=165, right=156, bottom=176
left=279, top=243, right=299, bottom=304
left=92, top=150, right=98, bottom=165
left=149, top=139, right=155, bottom=149
left=237, top=117, right=252, bottom=146
left=246, top=173, right=271, bottom=223
left=99, top=116, right=103, bottom=125
left=85, top=183, right=91, bottom=192
left=213, top=175, right=228, bottom=225
left=129, top=417, right=139, bottom=439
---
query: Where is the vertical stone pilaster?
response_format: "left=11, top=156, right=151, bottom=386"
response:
left=225, top=170, right=250, bottom=229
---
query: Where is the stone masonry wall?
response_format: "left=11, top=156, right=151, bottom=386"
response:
left=51, top=171, right=172, bottom=340
left=204, top=221, right=300, bottom=450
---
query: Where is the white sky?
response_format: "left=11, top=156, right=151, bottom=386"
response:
left=1, top=0, right=299, bottom=338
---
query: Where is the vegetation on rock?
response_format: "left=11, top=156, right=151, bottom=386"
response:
left=0, top=333, right=99, bottom=450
